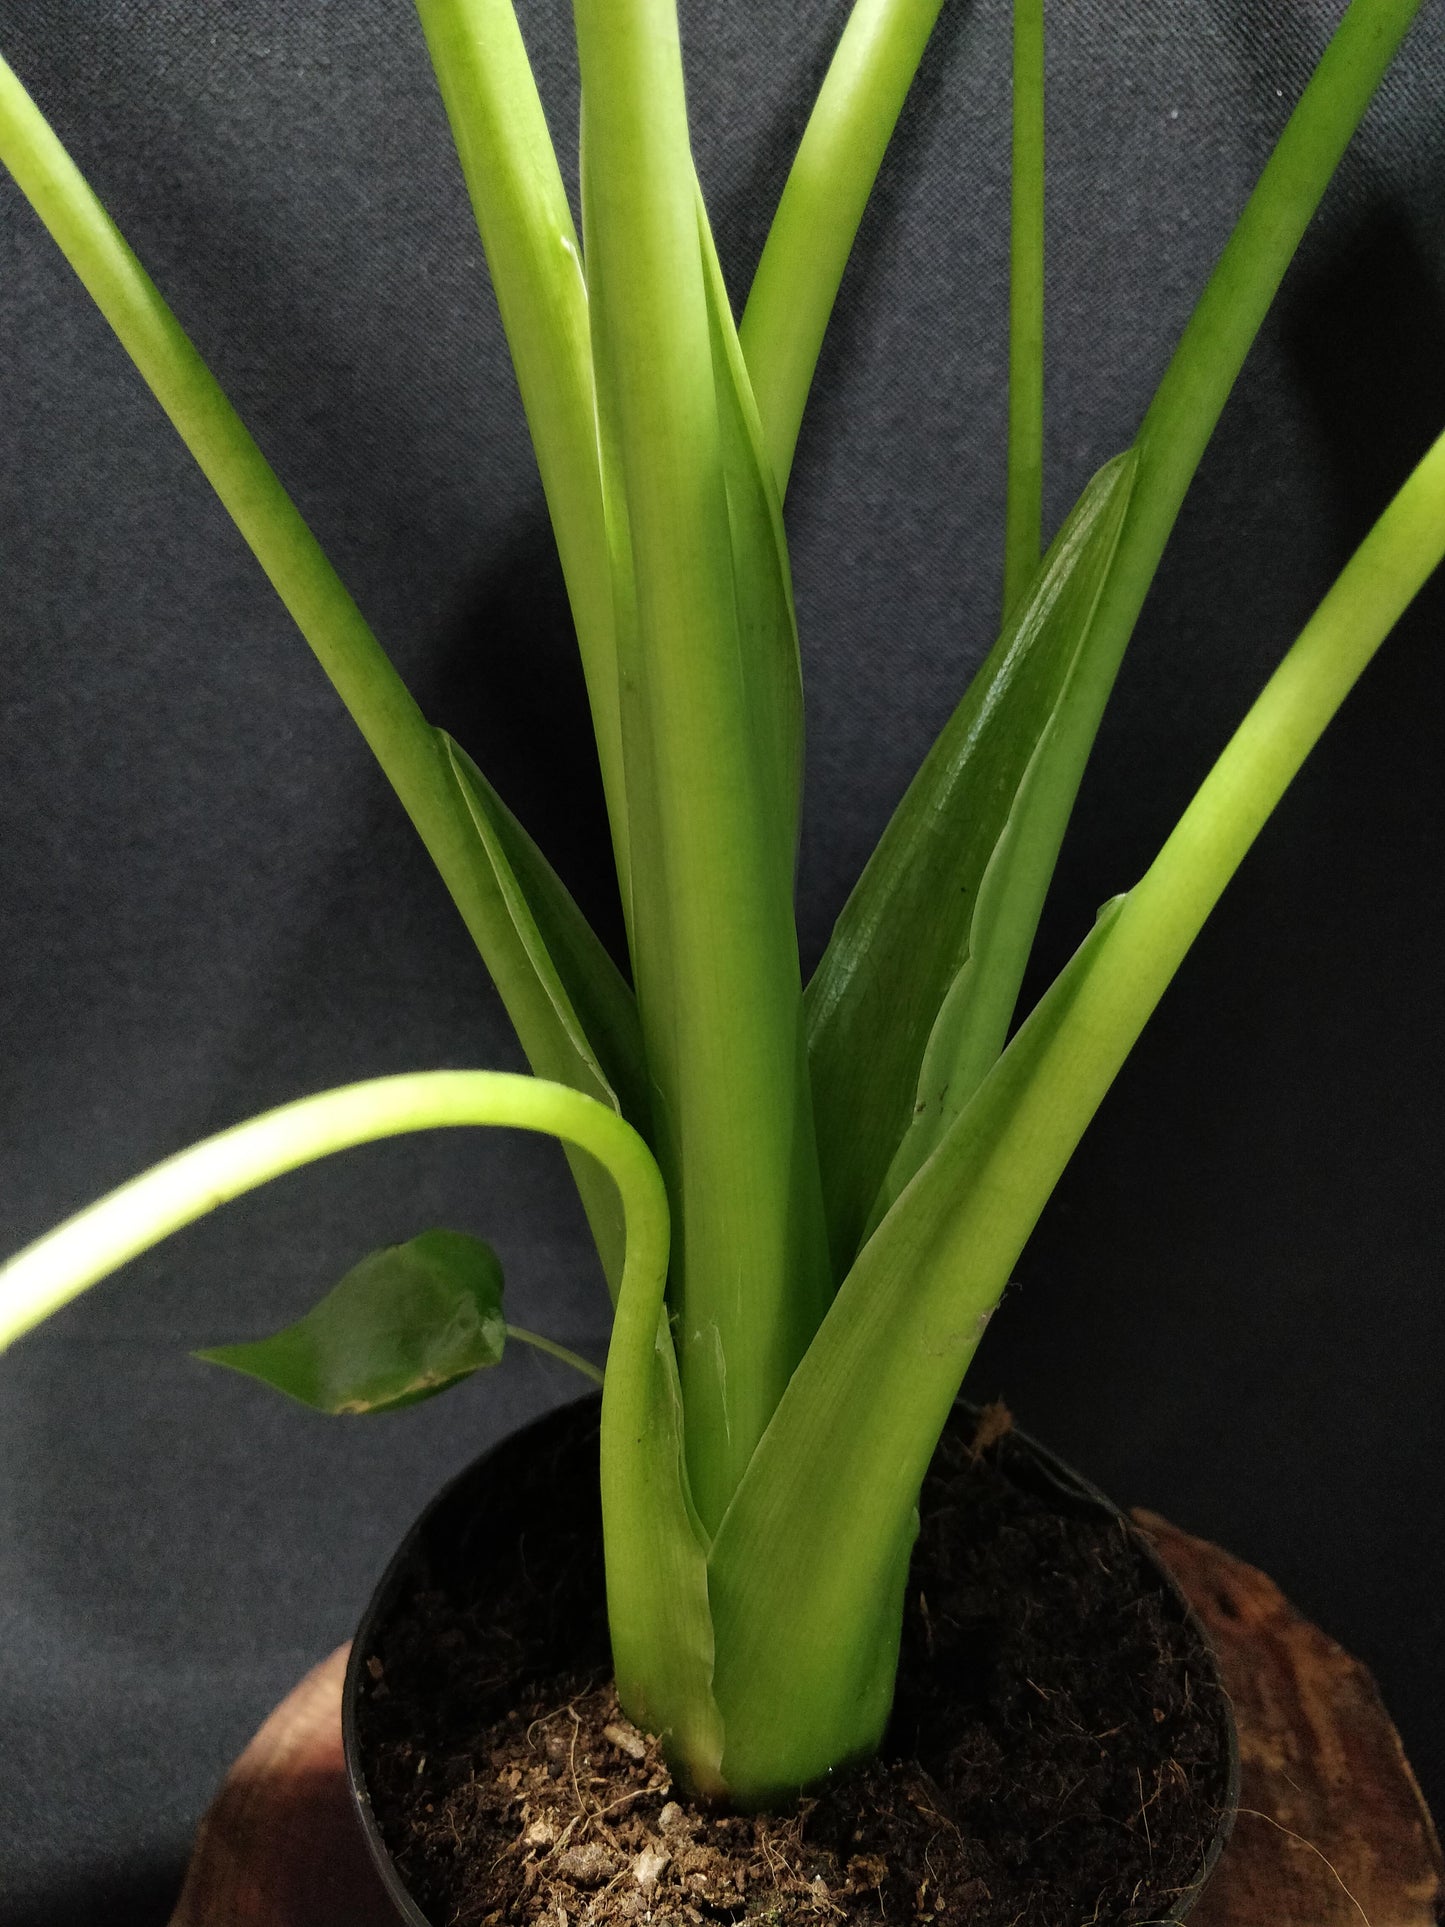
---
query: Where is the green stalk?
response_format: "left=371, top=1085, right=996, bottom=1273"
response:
left=1055, top=0, right=1423, bottom=784
left=0, top=55, right=491, bottom=1035
left=0, top=1074, right=659, bottom=1353
left=413, top=0, right=632, bottom=914
left=574, top=0, right=831, bottom=1532
left=803, top=0, right=1417, bottom=1285
left=504, top=1326, right=605, bottom=1385
left=0, top=52, right=644, bottom=1285
left=0, top=1065, right=720, bottom=1784
left=1022, top=421, right=1445, bottom=1200
left=1002, top=0, right=1044, bottom=616
left=740, top=0, right=947, bottom=497
left=708, top=417, right=1445, bottom=1799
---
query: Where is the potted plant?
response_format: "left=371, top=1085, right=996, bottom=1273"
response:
left=1, top=0, right=1439, bottom=1917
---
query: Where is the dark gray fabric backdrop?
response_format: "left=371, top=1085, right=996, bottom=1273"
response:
left=1, top=3, right=1442, bottom=1919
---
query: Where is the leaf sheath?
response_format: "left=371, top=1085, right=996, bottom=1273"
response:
left=576, top=0, right=830, bottom=1531
left=710, top=413, right=1445, bottom=1800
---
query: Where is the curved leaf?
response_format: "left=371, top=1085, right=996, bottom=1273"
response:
left=442, top=734, right=646, bottom=1125
left=696, top=182, right=806, bottom=867
left=441, top=733, right=647, bottom=1297
left=806, top=451, right=1136, bottom=1267
left=196, top=1229, right=507, bottom=1415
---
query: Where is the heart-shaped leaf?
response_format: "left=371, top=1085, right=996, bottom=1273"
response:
left=196, top=1229, right=506, bottom=1414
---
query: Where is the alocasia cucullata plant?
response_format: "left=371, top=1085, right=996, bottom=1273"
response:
left=1, top=0, right=1439, bottom=1804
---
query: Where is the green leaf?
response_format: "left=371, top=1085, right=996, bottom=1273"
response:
left=868, top=460, right=1136, bottom=1229
left=441, top=734, right=646, bottom=1125
left=696, top=181, right=805, bottom=865
left=708, top=894, right=1125, bottom=1799
left=196, top=1229, right=507, bottom=1415
left=440, top=734, right=647, bottom=1298
left=807, top=451, right=1136, bottom=1268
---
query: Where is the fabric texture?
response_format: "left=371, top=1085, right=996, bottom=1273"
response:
left=1, top=3, right=1442, bottom=1917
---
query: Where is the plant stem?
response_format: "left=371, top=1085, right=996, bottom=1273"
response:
left=1003, top=0, right=1045, bottom=617
left=1050, top=418, right=1445, bottom=1146
left=740, top=0, right=946, bottom=497
left=708, top=412, right=1445, bottom=1799
left=0, top=52, right=648, bottom=1288
left=505, top=1324, right=605, bottom=1386
left=414, top=0, right=632, bottom=915
left=1061, top=0, right=1424, bottom=765
left=576, top=0, right=831, bottom=1532
left=0, top=1054, right=722, bottom=1788
left=0, top=57, right=478, bottom=1013
left=0, top=1073, right=663, bottom=1355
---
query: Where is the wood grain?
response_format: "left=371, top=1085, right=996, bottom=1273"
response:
left=167, top=1523, right=1444, bottom=1925
left=1134, top=1510, right=1444, bottom=1927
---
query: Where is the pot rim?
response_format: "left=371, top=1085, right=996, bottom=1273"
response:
left=342, top=1393, right=1240, bottom=1927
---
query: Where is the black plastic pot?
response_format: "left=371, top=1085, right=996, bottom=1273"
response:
left=343, top=1395, right=1239, bottom=1926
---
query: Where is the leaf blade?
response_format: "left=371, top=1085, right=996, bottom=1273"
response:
left=441, top=734, right=646, bottom=1125
left=868, top=455, right=1136, bottom=1225
left=197, top=1229, right=508, bottom=1415
left=807, top=451, right=1136, bottom=1267
left=439, top=733, right=648, bottom=1296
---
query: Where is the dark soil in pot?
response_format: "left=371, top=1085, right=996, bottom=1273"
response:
left=346, top=1397, right=1237, bottom=1927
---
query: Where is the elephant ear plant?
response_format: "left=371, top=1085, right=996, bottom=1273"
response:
left=0, top=0, right=1439, bottom=1807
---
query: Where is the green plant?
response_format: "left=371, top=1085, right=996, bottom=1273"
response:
left=0, top=0, right=1439, bottom=1808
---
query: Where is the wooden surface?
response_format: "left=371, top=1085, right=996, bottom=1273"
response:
left=1135, top=1510, right=1444, bottom=1927
left=168, top=1522, right=1444, bottom=1926
left=168, top=1646, right=396, bottom=1927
